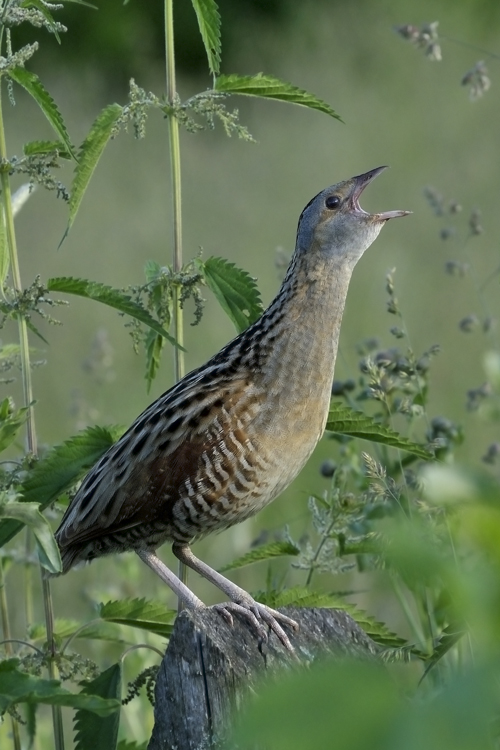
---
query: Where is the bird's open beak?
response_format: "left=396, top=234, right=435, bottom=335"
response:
left=351, top=166, right=412, bottom=221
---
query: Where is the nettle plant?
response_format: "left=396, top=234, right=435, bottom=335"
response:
left=228, top=152, right=500, bottom=748
left=1, top=2, right=497, bottom=749
left=0, top=2, right=432, bottom=749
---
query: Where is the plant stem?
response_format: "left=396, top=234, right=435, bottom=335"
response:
left=0, top=560, right=22, bottom=750
left=41, top=575, right=65, bottom=749
left=305, top=517, right=336, bottom=588
left=0, top=81, right=64, bottom=750
left=164, top=0, right=188, bottom=603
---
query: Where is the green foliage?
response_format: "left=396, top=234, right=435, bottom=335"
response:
left=255, top=587, right=409, bottom=650
left=0, top=659, right=120, bottom=717
left=326, top=401, right=434, bottom=460
left=198, top=256, right=263, bottom=332
left=8, top=68, right=76, bottom=159
left=98, top=599, right=177, bottom=638
left=0, top=501, right=61, bottom=574
left=2, top=1, right=499, bottom=749
left=219, top=541, right=300, bottom=573
left=47, top=277, right=180, bottom=347
left=215, top=73, right=342, bottom=120
left=0, top=425, right=121, bottom=549
left=191, top=0, right=221, bottom=76
left=66, top=103, right=122, bottom=235
left=0, top=397, right=30, bottom=452
left=28, top=619, right=128, bottom=646
left=230, top=659, right=498, bottom=750
left=74, top=664, right=122, bottom=750
left=23, top=140, right=72, bottom=159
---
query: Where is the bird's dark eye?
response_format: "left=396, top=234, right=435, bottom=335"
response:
left=325, top=195, right=341, bottom=210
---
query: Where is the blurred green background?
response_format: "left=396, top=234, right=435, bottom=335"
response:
left=3, top=0, right=500, bottom=740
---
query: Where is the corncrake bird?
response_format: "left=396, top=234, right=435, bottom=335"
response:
left=55, top=166, right=410, bottom=650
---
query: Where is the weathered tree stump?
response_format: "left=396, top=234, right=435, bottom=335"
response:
left=148, top=606, right=378, bottom=750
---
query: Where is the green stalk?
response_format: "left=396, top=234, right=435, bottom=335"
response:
left=0, top=561, right=22, bottom=750
left=0, top=82, right=64, bottom=750
left=164, top=0, right=188, bottom=604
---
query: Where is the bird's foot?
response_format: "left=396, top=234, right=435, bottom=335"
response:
left=213, top=599, right=299, bottom=652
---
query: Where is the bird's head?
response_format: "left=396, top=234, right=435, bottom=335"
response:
left=296, top=166, right=411, bottom=268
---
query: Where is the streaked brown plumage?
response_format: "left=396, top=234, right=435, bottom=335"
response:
left=55, top=167, right=410, bottom=649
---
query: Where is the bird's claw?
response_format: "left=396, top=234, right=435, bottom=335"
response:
left=214, top=600, right=298, bottom=653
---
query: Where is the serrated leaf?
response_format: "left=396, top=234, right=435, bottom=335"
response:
left=22, top=425, right=122, bottom=507
left=29, top=618, right=128, bottom=645
left=47, top=276, right=181, bottom=348
left=65, top=103, right=122, bottom=237
left=98, top=598, right=176, bottom=638
left=215, top=73, right=342, bottom=120
left=256, top=587, right=410, bottom=650
left=0, top=659, right=120, bottom=716
left=0, top=501, right=61, bottom=574
left=198, top=256, right=263, bottom=332
left=9, top=68, right=76, bottom=159
left=420, top=624, right=466, bottom=681
left=0, top=425, right=122, bottom=549
left=219, top=541, right=300, bottom=573
left=23, top=139, right=72, bottom=159
left=191, top=0, right=221, bottom=75
left=326, top=402, right=434, bottom=461
left=74, top=664, right=122, bottom=750
left=145, top=330, right=164, bottom=392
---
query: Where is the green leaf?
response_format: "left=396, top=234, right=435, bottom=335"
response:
left=420, top=624, right=466, bottom=681
left=23, top=139, right=72, bottom=159
left=0, top=425, right=122, bottom=549
left=117, top=742, right=148, bottom=750
left=191, top=0, right=221, bottom=75
left=255, top=587, right=409, bottom=650
left=0, top=659, right=120, bottom=717
left=47, top=276, right=182, bottom=348
left=215, top=73, right=342, bottom=120
left=0, top=502, right=61, bottom=574
left=8, top=68, right=76, bottom=159
left=22, top=425, right=122, bottom=508
left=29, top=618, right=128, bottom=645
left=219, top=541, right=300, bottom=573
left=0, top=398, right=30, bottom=452
left=74, top=664, right=122, bottom=750
left=65, top=103, right=122, bottom=237
left=326, top=402, right=434, bottom=461
left=145, top=330, right=164, bottom=393
left=198, top=256, right=263, bottom=332
left=98, top=598, right=176, bottom=638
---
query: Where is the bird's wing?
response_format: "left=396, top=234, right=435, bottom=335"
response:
left=56, top=368, right=265, bottom=548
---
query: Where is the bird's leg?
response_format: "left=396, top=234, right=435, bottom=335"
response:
left=137, top=549, right=204, bottom=611
left=172, top=543, right=299, bottom=651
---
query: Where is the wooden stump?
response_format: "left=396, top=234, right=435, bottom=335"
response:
left=148, top=606, right=378, bottom=750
